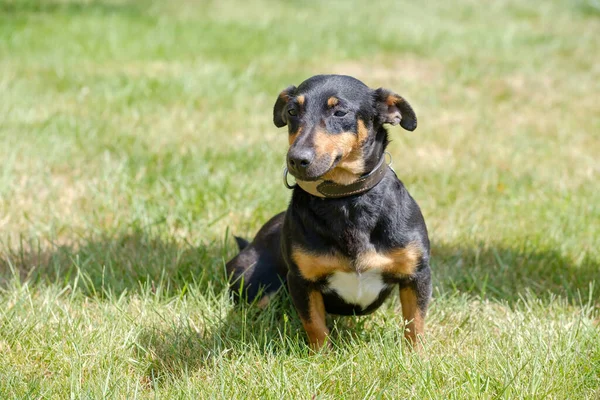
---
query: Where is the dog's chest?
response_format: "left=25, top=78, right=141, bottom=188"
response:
left=323, top=270, right=388, bottom=309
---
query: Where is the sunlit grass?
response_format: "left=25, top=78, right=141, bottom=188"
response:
left=0, top=0, right=599, bottom=397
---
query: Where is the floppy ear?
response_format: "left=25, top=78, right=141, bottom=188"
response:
left=374, top=88, right=417, bottom=131
left=273, top=85, right=297, bottom=128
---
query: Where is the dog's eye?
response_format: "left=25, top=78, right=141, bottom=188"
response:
left=288, top=109, right=298, bottom=117
left=334, top=110, right=347, bottom=117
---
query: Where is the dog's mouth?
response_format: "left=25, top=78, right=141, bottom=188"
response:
left=287, top=153, right=343, bottom=182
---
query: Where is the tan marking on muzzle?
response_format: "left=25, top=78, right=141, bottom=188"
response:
left=320, top=119, right=369, bottom=185
left=289, top=127, right=303, bottom=146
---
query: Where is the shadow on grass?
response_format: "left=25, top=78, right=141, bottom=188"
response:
left=0, top=229, right=232, bottom=298
left=135, top=295, right=393, bottom=383
left=431, top=242, right=599, bottom=304
left=134, top=239, right=599, bottom=381
left=1, top=230, right=597, bottom=381
left=135, top=295, right=302, bottom=382
left=1, top=229, right=596, bottom=304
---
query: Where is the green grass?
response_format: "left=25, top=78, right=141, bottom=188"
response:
left=1, top=0, right=599, bottom=397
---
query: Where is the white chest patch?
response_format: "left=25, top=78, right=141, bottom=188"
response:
left=325, top=270, right=388, bottom=309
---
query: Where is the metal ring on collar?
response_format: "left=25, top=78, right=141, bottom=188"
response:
left=384, top=151, right=395, bottom=172
left=384, top=151, right=393, bottom=167
left=283, top=167, right=296, bottom=189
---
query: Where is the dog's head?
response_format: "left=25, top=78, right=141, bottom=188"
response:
left=273, top=74, right=417, bottom=184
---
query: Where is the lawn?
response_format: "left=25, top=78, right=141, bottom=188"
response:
left=0, top=0, right=599, bottom=398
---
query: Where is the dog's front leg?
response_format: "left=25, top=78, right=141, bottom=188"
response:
left=399, top=265, right=432, bottom=346
left=287, top=272, right=329, bottom=350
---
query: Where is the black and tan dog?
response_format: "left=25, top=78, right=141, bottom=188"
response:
left=226, top=75, right=431, bottom=350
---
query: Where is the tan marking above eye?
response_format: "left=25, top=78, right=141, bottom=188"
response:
left=297, top=95, right=305, bottom=106
left=386, top=94, right=401, bottom=106
left=279, top=90, right=291, bottom=100
left=327, top=97, right=339, bottom=107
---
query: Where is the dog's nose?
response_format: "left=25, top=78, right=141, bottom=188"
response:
left=287, top=148, right=314, bottom=175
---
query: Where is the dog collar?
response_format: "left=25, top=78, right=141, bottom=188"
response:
left=283, top=153, right=391, bottom=198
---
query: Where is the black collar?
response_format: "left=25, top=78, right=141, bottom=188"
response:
left=284, top=155, right=389, bottom=199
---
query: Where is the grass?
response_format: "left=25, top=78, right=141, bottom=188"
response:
left=0, top=0, right=599, bottom=397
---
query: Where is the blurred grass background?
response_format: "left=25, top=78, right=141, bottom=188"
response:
left=0, top=0, right=599, bottom=398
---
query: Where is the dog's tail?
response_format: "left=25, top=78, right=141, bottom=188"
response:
left=234, top=236, right=250, bottom=251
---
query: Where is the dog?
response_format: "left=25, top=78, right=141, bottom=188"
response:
left=226, top=75, right=431, bottom=350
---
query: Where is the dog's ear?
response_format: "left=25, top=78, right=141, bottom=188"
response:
left=273, top=85, right=297, bottom=128
left=373, top=88, right=417, bottom=131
